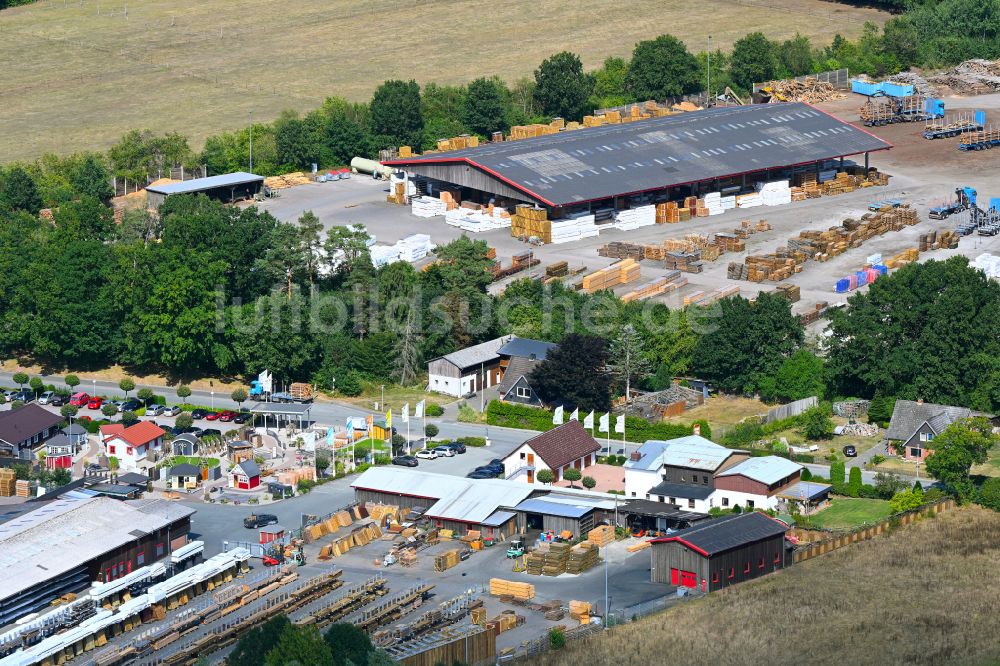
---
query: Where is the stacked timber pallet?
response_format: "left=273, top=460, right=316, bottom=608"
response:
left=798, top=302, right=828, bottom=326
left=626, top=540, right=651, bottom=553
left=884, top=248, right=920, bottom=269
left=772, top=283, right=801, bottom=303
left=549, top=214, right=600, bottom=244
left=511, top=205, right=550, bottom=242
left=587, top=525, right=615, bottom=547
left=525, top=551, right=545, bottom=575
left=599, top=242, right=644, bottom=261
left=545, top=261, right=569, bottom=278
left=263, top=172, right=312, bottom=190
left=490, top=251, right=540, bottom=281
left=613, top=205, right=656, bottom=230
left=565, top=543, right=600, bottom=574
left=489, top=611, right=523, bottom=633
left=687, top=285, right=740, bottom=307
left=568, top=601, right=591, bottom=624
left=434, top=549, right=464, bottom=572
left=489, top=579, right=535, bottom=600
left=581, top=259, right=641, bottom=293
left=664, top=251, right=703, bottom=273
left=542, top=542, right=571, bottom=575
left=620, top=273, right=688, bottom=303
left=714, top=233, right=747, bottom=252
left=15, top=479, right=33, bottom=498
left=656, top=202, right=683, bottom=223
left=0, top=468, right=14, bottom=497
left=320, top=523, right=384, bottom=558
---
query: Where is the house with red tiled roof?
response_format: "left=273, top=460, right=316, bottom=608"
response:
left=502, top=420, right=600, bottom=485
left=102, top=421, right=165, bottom=472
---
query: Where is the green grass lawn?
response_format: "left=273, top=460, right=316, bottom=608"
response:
left=807, top=498, right=893, bottom=530
left=169, top=456, right=221, bottom=468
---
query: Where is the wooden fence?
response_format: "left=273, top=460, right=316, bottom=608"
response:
left=792, top=498, right=956, bottom=563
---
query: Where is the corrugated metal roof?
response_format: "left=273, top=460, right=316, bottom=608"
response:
left=435, top=335, right=513, bottom=370
left=717, top=456, right=802, bottom=485
left=498, top=338, right=557, bottom=361
left=777, top=481, right=832, bottom=501
left=481, top=510, right=516, bottom=527
left=385, top=103, right=892, bottom=206
left=650, top=512, right=788, bottom=555
left=145, top=172, right=264, bottom=195
left=514, top=497, right=597, bottom=519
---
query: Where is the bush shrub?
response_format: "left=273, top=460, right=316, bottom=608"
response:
left=373, top=454, right=391, bottom=465
left=549, top=628, right=566, bottom=650
left=456, top=402, right=478, bottom=423
left=424, top=423, right=439, bottom=438
left=458, top=436, right=486, bottom=447
left=977, top=477, right=1000, bottom=511
left=425, top=403, right=444, bottom=417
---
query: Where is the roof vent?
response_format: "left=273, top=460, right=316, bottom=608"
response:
left=630, top=451, right=642, bottom=461
left=693, top=424, right=702, bottom=436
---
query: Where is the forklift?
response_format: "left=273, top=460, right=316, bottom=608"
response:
left=262, top=542, right=306, bottom=567
left=506, top=538, right=526, bottom=559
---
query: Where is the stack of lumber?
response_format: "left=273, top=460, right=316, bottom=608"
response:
left=546, top=261, right=569, bottom=278
left=688, top=285, right=740, bottom=307
left=626, top=540, right=651, bottom=553
left=582, top=259, right=641, bottom=293
left=0, top=468, right=15, bottom=497
left=598, top=242, right=644, bottom=261
left=656, top=201, right=681, bottom=223
left=566, top=543, right=600, bottom=574
left=433, top=548, right=464, bottom=572
left=263, top=172, right=311, bottom=190
left=470, top=607, right=488, bottom=626
left=934, top=229, right=960, bottom=249
left=884, top=248, right=919, bottom=269
left=366, top=503, right=401, bottom=525
left=714, top=233, right=746, bottom=252
left=327, top=523, right=384, bottom=557
left=587, top=525, right=615, bottom=547
left=509, top=124, right=559, bottom=140
left=490, top=251, right=540, bottom=280
left=398, top=549, right=417, bottom=567
left=620, top=273, right=688, bottom=303
left=525, top=551, right=545, bottom=575
left=489, top=578, right=535, bottom=600
left=772, top=283, right=801, bottom=303
left=489, top=611, right=522, bottom=633
left=664, top=251, right=703, bottom=273
left=568, top=601, right=591, bottom=624
left=540, top=542, right=572, bottom=576
left=15, top=479, right=33, bottom=498
left=278, top=467, right=316, bottom=487
left=435, top=135, right=480, bottom=152
left=510, top=205, right=551, bottom=242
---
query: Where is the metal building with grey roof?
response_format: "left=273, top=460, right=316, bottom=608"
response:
left=145, top=172, right=265, bottom=208
left=384, top=102, right=891, bottom=210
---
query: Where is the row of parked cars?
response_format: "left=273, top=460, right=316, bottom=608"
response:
left=390, top=444, right=506, bottom=480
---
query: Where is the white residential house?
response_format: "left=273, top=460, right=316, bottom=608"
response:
left=503, top=420, right=600, bottom=485
left=713, top=456, right=803, bottom=511
left=101, top=422, right=166, bottom=472
left=426, top=335, right=512, bottom=397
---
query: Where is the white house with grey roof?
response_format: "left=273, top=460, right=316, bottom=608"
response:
left=714, top=456, right=803, bottom=511
left=426, top=335, right=513, bottom=397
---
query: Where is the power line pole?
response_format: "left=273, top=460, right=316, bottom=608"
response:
left=707, top=35, right=712, bottom=107
left=249, top=110, right=254, bottom=173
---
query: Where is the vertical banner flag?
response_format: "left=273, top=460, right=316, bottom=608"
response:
left=614, top=414, right=625, bottom=434
left=569, top=408, right=579, bottom=421
left=386, top=409, right=392, bottom=430
left=584, top=411, right=594, bottom=429
left=598, top=412, right=609, bottom=433
left=415, top=400, right=425, bottom=419
left=553, top=405, right=564, bottom=425
left=402, top=403, right=410, bottom=423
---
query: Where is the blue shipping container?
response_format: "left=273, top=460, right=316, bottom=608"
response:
left=990, top=197, right=1000, bottom=213
left=874, top=264, right=888, bottom=275
left=851, top=80, right=881, bottom=96
left=836, top=278, right=850, bottom=293
left=882, top=82, right=915, bottom=98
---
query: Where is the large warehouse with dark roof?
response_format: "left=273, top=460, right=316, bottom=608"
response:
left=384, top=102, right=891, bottom=212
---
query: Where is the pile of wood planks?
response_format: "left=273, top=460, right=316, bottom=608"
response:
left=317, top=522, right=384, bottom=558
left=545, top=261, right=569, bottom=278
left=656, top=201, right=692, bottom=223
left=568, top=600, right=591, bottom=624
left=626, top=540, right=651, bottom=553
left=0, top=468, right=14, bottom=497
left=15, top=479, right=33, bottom=498
left=761, top=77, right=846, bottom=103
left=586, top=525, right=615, bottom=547
left=433, top=548, right=464, bottom=572
left=510, top=205, right=551, bottom=242
left=598, top=241, right=644, bottom=260
left=771, top=283, right=801, bottom=303
left=664, top=251, right=703, bottom=273
left=884, top=248, right=919, bottom=269
left=263, top=172, right=312, bottom=190
left=489, top=579, right=535, bottom=600
left=565, top=543, right=600, bottom=574
left=620, top=273, right=688, bottom=303
left=685, top=285, right=739, bottom=307
left=490, top=251, right=540, bottom=280
left=582, top=259, right=641, bottom=293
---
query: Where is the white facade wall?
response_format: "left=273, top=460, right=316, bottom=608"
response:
left=104, top=435, right=161, bottom=472
left=624, top=467, right=661, bottom=499
left=427, top=374, right=464, bottom=397
left=711, top=489, right=779, bottom=512
left=503, top=443, right=553, bottom=485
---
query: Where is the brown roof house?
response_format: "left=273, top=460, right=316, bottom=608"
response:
left=502, top=420, right=600, bottom=485
left=0, top=404, right=64, bottom=460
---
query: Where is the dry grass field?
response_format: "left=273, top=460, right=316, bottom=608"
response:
left=539, top=506, right=1000, bottom=666
left=0, top=0, right=888, bottom=161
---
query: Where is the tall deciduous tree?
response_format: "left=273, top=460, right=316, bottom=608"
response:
left=757, top=349, right=826, bottom=403
left=0, top=166, right=43, bottom=214
left=461, top=77, right=510, bottom=137
left=264, top=625, right=333, bottom=666
left=71, top=154, right=114, bottom=203
left=533, top=51, right=593, bottom=121
left=625, top=34, right=702, bottom=100
left=925, top=417, right=999, bottom=502
left=590, top=56, right=631, bottom=109
left=730, top=32, right=779, bottom=89
left=827, top=257, right=1000, bottom=411
left=370, top=80, right=424, bottom=149
left=691, top=293, right=803, bottom=394
left=530, top=333, right=611, bottom=411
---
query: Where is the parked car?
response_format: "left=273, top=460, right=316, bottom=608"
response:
left=415, top=449, right=439, bottom=460
left=77, top=415, right=93, bottom=423
left=170, top=425, right=193, bottom=436
left=11, top=390, right=34, bottom=403
left=2, top=390, right=16, bottom=400
left=201, top=428, right=222, bottom=438
left=204, top=411, right=220, bottom=421
left=145, top=404, right=165, bottom=416
left=234, top=412, right=253, bottom=424
left=432, top=445, right=455, bottom=457
left=47, top=394, right=66, bottom=406
left=69, top=392, right=90, bottom=407
left=38, top=391, right=57, bottom=405
left=843, top=445, right=858, bottom=457
left=474, top=465, right=502, bottom=477
left=109, top=400, right=123, bottom=413
left=218, top=411, right=237, bottom=422
left=87, top=397, right=103, bottom=410
left=466, top=469, right=495, bottom=479
left=164, top=405, right=182, bottom=417
left=191, top=409, right=209, bottom=419
left=392, top=455, right=419, bottom=467
left=243, top=513, right=279, bottom=529
left=446, top=442, right=467, bottom=454
left=120, top=399, right=142, bottom=412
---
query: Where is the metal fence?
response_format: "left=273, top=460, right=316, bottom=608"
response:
left=753, top=68, right=851, bottom=93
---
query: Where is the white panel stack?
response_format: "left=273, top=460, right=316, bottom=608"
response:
left=550, top=214, right=600, bottom=244
left=396, top=234, right=434, bottom=261
left=411, top=196, right=448, bottom=218
left=444, top=207, right=512, bottom=232
left=370, top=245, right=402, bottom=268
left=866, top=253, right=883, bottom=265
left=756, top=180, right=792, bottom=206
left=613, top=205, right=656, bottom=230
left=721, top=195, right=737, bottom=211
left=737, top=192, right=762, bottom=208
left=703, top=192, right=725, bottom=216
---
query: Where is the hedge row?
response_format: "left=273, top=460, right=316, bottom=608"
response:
left=485, top=400, right=711, bottom=441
